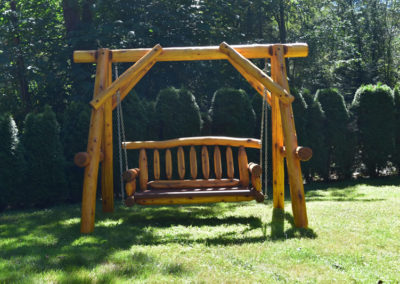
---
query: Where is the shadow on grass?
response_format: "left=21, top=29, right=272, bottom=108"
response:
left=269, top=208, right=317, bottom=240
left=302, top=176, right=400, bottom=202
left=0, top=201, right=316, bottom=282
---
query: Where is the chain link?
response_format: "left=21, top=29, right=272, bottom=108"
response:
left=259, top=60, right=268, bottom=197
left=115, top=65, right=129, bottom=202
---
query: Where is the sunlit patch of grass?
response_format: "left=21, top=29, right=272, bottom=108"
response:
left=0, top=177, right=400, bottom=282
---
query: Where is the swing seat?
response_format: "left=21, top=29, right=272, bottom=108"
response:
left=122, top=136, right=265, bottom=206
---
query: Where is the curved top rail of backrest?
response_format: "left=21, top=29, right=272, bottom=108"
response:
left=122, top=136, right=261, bottom=150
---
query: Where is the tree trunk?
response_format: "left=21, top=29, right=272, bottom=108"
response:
left=10, top=1, right=32, bottom=112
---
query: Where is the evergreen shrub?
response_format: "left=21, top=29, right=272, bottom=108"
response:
left=315, top=88, right=355, bottom=179
left=22, top=106, right=67, bottom=207
left=393, top=84, right=400, bottom=172
left=209, top=88, right=255, bottom=137
left=0, top=114, right=25, bottom=210
left=155, top=87, right=201, bottom=139
left=352, top=84, right=395, bottom=176
left=61, top=102, right=90, bottom=202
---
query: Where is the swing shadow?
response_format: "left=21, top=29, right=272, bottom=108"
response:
left=0, top=202, right=317, bottom=282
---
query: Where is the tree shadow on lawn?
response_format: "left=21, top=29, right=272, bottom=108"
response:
left=0, top=202, right=316, bottom=280
left=302, top=176, right=399, bottom=202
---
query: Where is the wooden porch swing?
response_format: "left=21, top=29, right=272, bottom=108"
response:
left=73, top=42, right=311, bottom=234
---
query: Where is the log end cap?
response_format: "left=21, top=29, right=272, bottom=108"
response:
left=123, top=169, right=139, bottom=182
left=74, top=152, right=90, bottom=168
left=297, top=146, right=313, bottom=161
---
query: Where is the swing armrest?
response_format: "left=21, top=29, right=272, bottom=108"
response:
left=248, top=162, right=261, bottom=178
left=248, top=163, right=262, bottom=192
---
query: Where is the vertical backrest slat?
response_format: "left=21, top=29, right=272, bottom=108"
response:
left=214, top=146, right=222, bottom=179
left=165, top=149, right=173, bottom=180
left=153, top=149, right=160, bottom=180
left=190, top=146, right=197, bottom=179
left=201, top=146, right=210, bottom=179
left=226, top=146, right=234, bottom=179
left=139, top=149, right=148, bottom=190
left=238, top=146, right=249, bottom=187
left=177, top=146, right=185, bottom=179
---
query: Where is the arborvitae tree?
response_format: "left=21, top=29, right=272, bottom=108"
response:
left=352, top=84, right=395, bottom=177
left=250, top=93, right=272, bottom=188
left=112, top=91, right=150, bottom=192
left=22, top=106, right=67, bottom=208
left=121, top=91, right=149, bottom=142
left=209, top=88, right=255, bottom=137
left=155, top=87, right=202, bottom=140
left=0, top=114, right=25, bottom=210
left=304, top=99, right=329, bottom=181
left=291, top=88, right=308, bottom=146
left=251, top=93, right=263, bottom=138
left=177, top=88, right=202, bottom=137
left=155, top=87, right=182, bottom=140
left=143, top=100, right=159, bottom=140
left=393, top=85, right=400, bottom=173
left=315, top=88, right=355, bottom=179
left=61, top=102, right=90, bottom=202
left=200, top=111, right=212, bottom=136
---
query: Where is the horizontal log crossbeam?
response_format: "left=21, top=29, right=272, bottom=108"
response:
left=74, top=43, right=308, bottom=63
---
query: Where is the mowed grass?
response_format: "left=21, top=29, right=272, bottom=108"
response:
left=1, top=178, right=400, bottom=283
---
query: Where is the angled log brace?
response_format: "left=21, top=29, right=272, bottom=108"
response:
left=90, top=44, right=163, bottom=110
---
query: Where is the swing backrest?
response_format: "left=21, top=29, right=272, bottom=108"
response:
left=123, top=136, right=261, bottom=191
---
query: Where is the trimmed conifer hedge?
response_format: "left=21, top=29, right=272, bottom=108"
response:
left=352, top=84, right=395, bottom=176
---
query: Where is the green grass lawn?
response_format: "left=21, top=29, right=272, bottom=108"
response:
left=1, top=178, right=400, bottom=283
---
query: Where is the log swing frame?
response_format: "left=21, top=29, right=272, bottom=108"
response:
left=73, top=42, right=311, bottom=233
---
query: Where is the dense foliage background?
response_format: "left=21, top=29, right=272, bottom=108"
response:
left=1, top=0, right=400, bottom=210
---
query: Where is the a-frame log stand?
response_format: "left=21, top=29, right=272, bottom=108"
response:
left=74, top=43, right=309, bottom=233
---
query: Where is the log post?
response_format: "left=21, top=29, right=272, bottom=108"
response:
left=80, top=48, right=109, bottom=233
left=101, top=54, right=114, bottom=213
left=270, top=58, right=285, bottom=209
left=271, top=45, right=308, bottom=228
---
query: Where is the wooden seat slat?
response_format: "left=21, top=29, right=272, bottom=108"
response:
left=148, top=178, right=240, bottom=189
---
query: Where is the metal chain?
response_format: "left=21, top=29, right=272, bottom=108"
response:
left=115, top=65, right=128, bottom=202
left=260, top=60, right=269, bottom=197
left=260, top=87, right=265, bottom=192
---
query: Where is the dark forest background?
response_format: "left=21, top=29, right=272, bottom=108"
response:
left=1, top=0, right=400, bottom=210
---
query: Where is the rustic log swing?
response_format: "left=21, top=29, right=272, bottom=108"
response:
left=73, top=42, right=312, bottom=234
